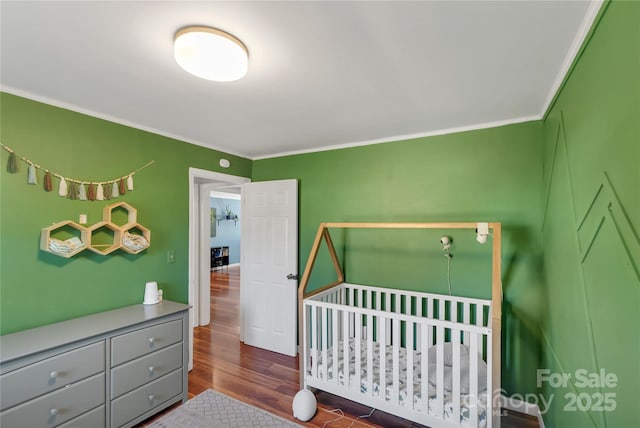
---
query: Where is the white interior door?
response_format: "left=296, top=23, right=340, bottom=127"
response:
left=241, top=179, right=298, bottom=356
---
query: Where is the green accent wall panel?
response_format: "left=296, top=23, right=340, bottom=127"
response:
left=541, top=1, right=640, bottom=427
left=0, top=92, right=251, bottom=335
left=542, top=122, right=597, bottom=372
left=541, top=341, right=601, bottom=428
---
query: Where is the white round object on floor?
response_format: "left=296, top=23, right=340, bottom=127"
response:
left=292, top=389, right=317, bottom=421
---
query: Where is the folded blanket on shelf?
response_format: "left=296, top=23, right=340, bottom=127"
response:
left=48, top=236, right=85, bottom=255
left=122, top=231, right=149, bottom=251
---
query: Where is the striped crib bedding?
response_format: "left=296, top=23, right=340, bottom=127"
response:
left=311, top=338, right=488, bottom=427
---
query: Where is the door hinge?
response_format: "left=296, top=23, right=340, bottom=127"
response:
left=287, top=274, right=299, bottom=280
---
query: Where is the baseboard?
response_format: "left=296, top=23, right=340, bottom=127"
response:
left=501, top=395, right=545, bottom=428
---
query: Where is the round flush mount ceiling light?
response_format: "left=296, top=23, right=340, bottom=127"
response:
left=174, top=26, right=248, bottom=82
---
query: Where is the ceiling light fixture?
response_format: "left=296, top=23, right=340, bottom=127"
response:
left=174, top=26, right=248, bottom=82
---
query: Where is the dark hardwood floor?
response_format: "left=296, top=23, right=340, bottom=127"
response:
left=140, top=266, right=538, bottom=428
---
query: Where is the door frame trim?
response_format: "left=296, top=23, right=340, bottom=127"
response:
left=188, top=167, right=250, bottom=370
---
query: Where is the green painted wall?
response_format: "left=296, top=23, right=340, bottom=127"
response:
left=253, top=121, right=544, bottom=396
left=539, top=2, right=639, bottom=427
left=0, top=92, right=251, bottom=335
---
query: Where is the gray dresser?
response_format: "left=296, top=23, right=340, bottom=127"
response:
left=0, top=301, right=190, bottom=428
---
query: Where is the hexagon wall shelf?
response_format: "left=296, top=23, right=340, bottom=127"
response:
left=103, top=201, right=137, bottom=227
left=40, top=220, right=88, bottom=258
left=40, top=202, right=150, bottom=258
left=121, top=223, right=151, bottom=254
left=87, top=221, right=122, bottom=255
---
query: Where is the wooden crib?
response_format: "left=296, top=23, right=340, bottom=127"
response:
left=298, top=222, right=502, bottom=428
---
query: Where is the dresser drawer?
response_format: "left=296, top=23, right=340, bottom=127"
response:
left=111, top=342, right=182, bottom=399
left=111, top=320, right=182, bottom=367
left=0, top=372, right=104, bottom=428
left=111, top=369, right=182, bottom=428
left=0, top=341, right=105, bottom=411
left=57, top=405, right=105, bottom=428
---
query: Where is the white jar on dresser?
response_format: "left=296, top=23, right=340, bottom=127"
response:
left=0, top=300, right=190, bottom=428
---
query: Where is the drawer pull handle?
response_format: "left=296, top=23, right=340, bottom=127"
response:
left=49, top=370, right=59, bottom=379
left=148, top=394, right=155, bottom=403
left=148, top=337, right=155, bottom=345
left=148, top=366, right=155, bottom=374
left=50, top=408, right=59, bottom=416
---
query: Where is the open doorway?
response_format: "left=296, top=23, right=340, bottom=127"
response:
left=189, top=170, right=299, bottom=367
left=188, top=168, right=249, bottom=370
left=209, top=191, right=241, bottom=271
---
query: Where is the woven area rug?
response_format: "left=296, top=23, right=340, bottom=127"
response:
left=148, top=389, right=304, bottom=428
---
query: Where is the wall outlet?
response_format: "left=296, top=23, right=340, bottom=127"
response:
left=167, top=250, right=176, bottom=264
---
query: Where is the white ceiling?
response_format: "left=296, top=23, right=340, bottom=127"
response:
left=1, top=1, right=602, bottom=160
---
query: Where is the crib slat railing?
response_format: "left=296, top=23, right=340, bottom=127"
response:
left=367, top=313, right=374, bottom=397
left=332, top=308, right=339, bottom=387
left=452, top=329, right=462, bottom=424
left=334, top=283, right=492, bottom=314
left=486, top=326, right=494, bottom=428
left=392, top=318, right=400, bottom=405
left=303, top=303, right=310, bottom=387
left=420, top=323, right=429, bottom=415
left=463, top=302, right=471, bottom=346
left=435, top=325, right=445, bottom=417
left=355, top=313, right=362, bottom=394
left=392, top=291, right=402, bottom=405
left=427, top=298, right=435, bottom=347
left=379, top=313, right=387, bottom=401
left=322, top=306, right=328, bottom=385
left=310, top=283, right=492, bottom=323
left=385, top=292, right=392, bottom=344
left=311, top=306, right=319, bottom=380
left=470, top=332, right=480, bottom=427
left=415, top=297, right=423, bottom=349
left=342, top=310, right=350, bottom=388
left=306, top=300, right=491, bottom=340
left=406, top=319, right=414, bottom=410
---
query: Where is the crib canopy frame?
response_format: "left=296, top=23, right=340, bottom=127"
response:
left=297, top=222, right=502, bottom=425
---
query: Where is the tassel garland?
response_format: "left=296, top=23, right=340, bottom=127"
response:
left=78, top=183, right=87, bottom=200
left=119, top=178, right=126, bottom=195
left=1, top=143, right=154, bottom=201
left=43, top=171, right=53, bottom=192
left=87, top=183, right=96, bottom=201
left=27, top=163, right=37, bottom=184
left=111, top=181, right=120, bottom=198
left=7, top=152, right=18, bottom=173
left=96, top=183, right=104, bottom=201
left=58, top=177, right=68, bottom=197
left=67, top=181, right=78, bottom=200
left=104, top=182, right=113, bottom=200
left=42, top=171, right=53, bottom=192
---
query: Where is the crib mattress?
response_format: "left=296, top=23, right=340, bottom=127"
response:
left=309, top=339, right=488, bottom=427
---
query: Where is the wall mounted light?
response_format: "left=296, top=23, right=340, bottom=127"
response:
left=174, top=26, right=248, bottom=82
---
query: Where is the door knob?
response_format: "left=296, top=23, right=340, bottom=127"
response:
left=286, top=274, right=298, bottom=280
